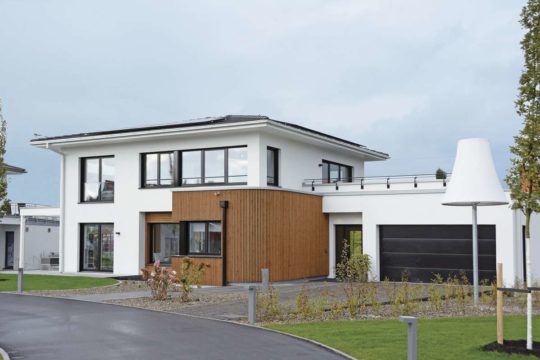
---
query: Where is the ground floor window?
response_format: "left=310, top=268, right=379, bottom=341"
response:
left=188, top=222, right=221, bottom=255
left=150, top=223, right=180, bottom=264
left=81, top=223, right=114, bottom=272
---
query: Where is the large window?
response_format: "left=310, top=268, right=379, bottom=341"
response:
left=187, top=222, right=221, bottom=255
left=81, top=223, right=114, bottom=272
left=81, top=156, right=115, bottom=202
left=142, top=152, right=175, bottom=187
left=267, top=147, right=279, bottom=186
left=322, top=160, right=352, bottom=183
left=149, top=223, right=180, bottom=264
left=180, top=147, right=247, bottom=185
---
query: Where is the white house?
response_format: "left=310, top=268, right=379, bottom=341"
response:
left=0, top=165, right=60, bottom=271
left=31, top=115, right=539, bottom=285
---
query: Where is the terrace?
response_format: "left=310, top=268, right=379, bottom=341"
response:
left=302, top=174, right=450, bottom=193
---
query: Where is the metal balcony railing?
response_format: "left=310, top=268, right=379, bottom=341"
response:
left=303, top=173, right=450, bottom=191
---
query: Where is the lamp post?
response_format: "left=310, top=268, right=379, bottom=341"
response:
left=442, top=138, right=508, bottom=305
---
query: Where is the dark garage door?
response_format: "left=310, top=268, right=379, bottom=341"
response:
left=380, top=225, right=496, bottom=283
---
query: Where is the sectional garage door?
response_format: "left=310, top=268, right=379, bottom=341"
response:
left=379, top=225, right=496, bottom=283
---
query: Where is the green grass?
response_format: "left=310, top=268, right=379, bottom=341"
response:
left=0, top=274, right=117, bottom=291
left=267, top=316, right=540, bottom=359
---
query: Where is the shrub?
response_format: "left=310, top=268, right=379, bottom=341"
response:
left=141, top=260, right=178, bottom=300
left=177, top=257, right=209, bottom=302
left=257, top=285, right=282, bottom=321
left=336, top=243, right=371, bottom=283
left=428, top=273, right=444, bottom=311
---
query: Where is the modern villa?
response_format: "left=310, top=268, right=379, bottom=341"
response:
left=31, top=115, right=539, bottom=285
left=0, top=165, right=60, bottom=271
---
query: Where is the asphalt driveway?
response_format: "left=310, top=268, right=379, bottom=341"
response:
left=0, top=294, right=345, bottom=360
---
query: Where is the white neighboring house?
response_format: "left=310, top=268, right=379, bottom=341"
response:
left=31, top=115, right=539, bottom=285
left=0, top=165, right=60, bottom=271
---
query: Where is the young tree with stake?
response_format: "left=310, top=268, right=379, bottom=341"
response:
left=505, top=0, right=540, bottom=350
left=0, top=99, right=10, bottom=216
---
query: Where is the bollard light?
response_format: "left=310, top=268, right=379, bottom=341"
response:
left=248, top=285, right=256, bottom=324
left=400, top=316, right=417, bottom=360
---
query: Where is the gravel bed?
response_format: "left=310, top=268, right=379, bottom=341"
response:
left=104, top=291, right=247, bottom=314
left=28, top=280, right=147, bottom=297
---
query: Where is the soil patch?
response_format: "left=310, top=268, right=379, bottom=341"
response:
left=483, top=340, right=540, bottom=357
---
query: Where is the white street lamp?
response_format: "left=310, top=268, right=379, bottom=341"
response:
left=442, top=138, right=508, bottom=305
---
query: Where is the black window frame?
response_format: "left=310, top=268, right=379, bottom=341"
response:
left=179, top=146, right=248, bottom=186
left=80, top=156, right=115, bottom=203
left=267, top=147, right=279, bottom=186
left=79, top=223, right=115, bottom=272
left=322, top=159, right=353, bottom=183
left=182, top=221, right=222, bottom=256
left=148, top=223, right=181, bottom=264
left=141, top=151, right=178, bottom=188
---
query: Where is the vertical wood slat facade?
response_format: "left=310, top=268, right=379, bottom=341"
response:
left=146, top=189, right=329, bottom=284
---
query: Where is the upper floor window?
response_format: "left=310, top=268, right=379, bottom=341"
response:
left=322, top=160, right=352, bottom=183
left=81, top=156, right=114, bottom=202
left=142, top=152, right=175, bottom=187
left=267, top=147, right=279, bottom=186
left=180, top=146, right=247, bottom=185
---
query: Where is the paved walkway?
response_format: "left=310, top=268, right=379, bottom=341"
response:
left=0, top=293, right=345, bottom=360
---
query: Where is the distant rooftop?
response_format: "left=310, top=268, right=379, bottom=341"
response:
left=30, top=115, right=389, bottom=159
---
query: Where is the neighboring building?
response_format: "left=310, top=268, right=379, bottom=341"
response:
left=0, top=165, right=60, bottom=270
left=31, top=115, right=539, bottom=285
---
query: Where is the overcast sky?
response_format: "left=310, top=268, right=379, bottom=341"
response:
left=0, top=0, right=525, bottom=206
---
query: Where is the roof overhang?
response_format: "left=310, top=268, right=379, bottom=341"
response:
left=30, top=117, right=389, bottom=161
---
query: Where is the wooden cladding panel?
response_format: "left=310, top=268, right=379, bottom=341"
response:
left=171, top=256, right=223, bottom=286
left=170, top=189, right=328, bottom=283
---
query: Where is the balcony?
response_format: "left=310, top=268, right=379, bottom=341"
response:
left=302, top=174, right=450, bottom=193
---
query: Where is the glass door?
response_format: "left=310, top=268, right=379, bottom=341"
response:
left=81, top=224, right=114, bottom=272
left=335, top=225, right=363, bottom=265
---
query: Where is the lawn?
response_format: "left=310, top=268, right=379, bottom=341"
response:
left=267, top=316, right=540, bottom=359
left=0, top=274, right=117, bottom=291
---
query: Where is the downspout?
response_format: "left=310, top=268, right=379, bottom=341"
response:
left=220, top=200, right=229, bottom=286
left=59, top=151, right=66, bottom=273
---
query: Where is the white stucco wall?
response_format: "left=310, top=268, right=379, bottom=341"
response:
left=0, top=220, right=58, bottom=270
left=23, top=223, right=59, bottom=270
left=59, top=129, right=368, bottom=275
left=324, top=190, right=531, bottom=286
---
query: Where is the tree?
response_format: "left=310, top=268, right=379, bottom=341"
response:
left=435, top=168, right=447, bottom=180
left=0, top=99, right=10, bottom=216
left=505, top=0, right=540, bottom=350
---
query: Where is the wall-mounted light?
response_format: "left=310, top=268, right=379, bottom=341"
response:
left=318, top=163, right=324, bottom=167
left=115, top=232, right=121, bottom=236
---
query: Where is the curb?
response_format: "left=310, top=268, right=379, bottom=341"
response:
left=4, top=292, right=352, bottom=359
left=0, top=346, right=10, bottom=360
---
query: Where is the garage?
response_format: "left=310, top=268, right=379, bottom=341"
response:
left=379, top=225, right=496, bottom=283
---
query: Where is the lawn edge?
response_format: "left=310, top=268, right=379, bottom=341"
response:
left=6, top=292, right=353, bottom=359
left=0, top=275, right=120, bottom=293
left=260, top=325, right=357, bottom=360
left=0, top=346, right=10, bottom=360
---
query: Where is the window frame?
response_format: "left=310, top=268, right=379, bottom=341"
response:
left=80, top=156, right=115, bottom=203
left=266, top=147, right=279, bottom=186
left=179, top=146, right=248, bottom=187
left=141, top=151, right=178, bottom=188
left=79, top=223, right=114, bottom=272
left=183, top=221, right=222, bottom=256
left=148, top=223, right=181, bottom=264
left=322, top=159, right=353, bottom=183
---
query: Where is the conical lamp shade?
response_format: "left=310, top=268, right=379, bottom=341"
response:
left=442, top=138, right=508, bottom=206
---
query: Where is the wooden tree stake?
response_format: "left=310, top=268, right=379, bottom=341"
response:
left=497, top=262, right=504, bottom=345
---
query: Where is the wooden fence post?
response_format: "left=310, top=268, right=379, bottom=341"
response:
left=497, top=262, right=504, bottom=345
